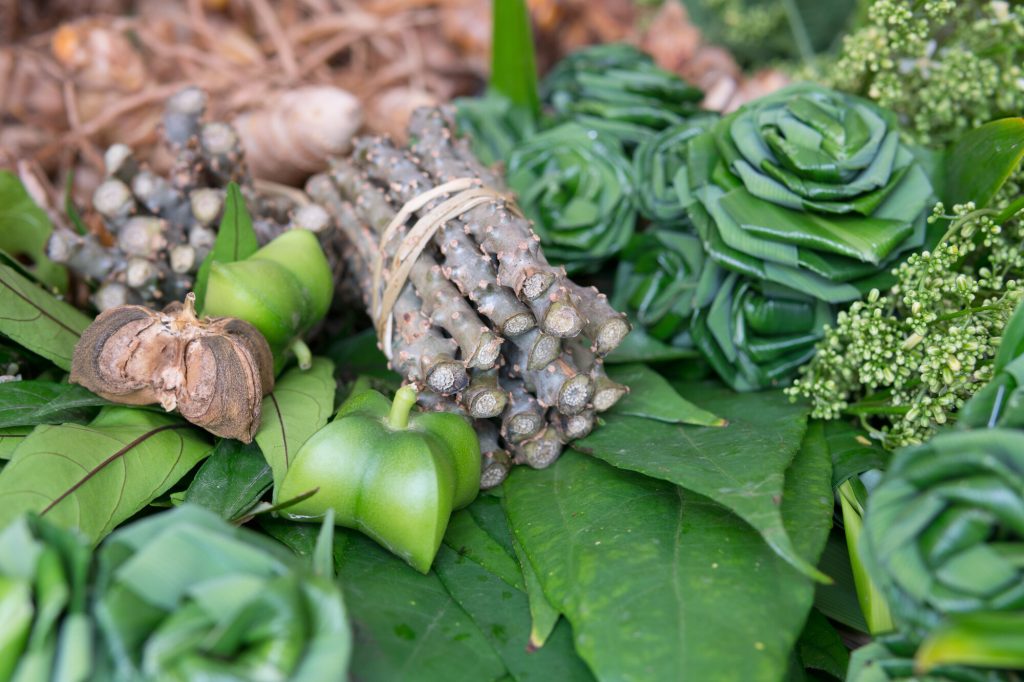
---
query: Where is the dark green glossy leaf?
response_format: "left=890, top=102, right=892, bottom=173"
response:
left=605, top=328, right=701, bottom=364
left=946, top=118, right=1024, bottom=208
left=0, top=407, right=211, bottom=544
left=822, top=419, right=889, bottom=487
left=193, top=182, right=259, bottom=312
left=814, top=532, right=870, bottom=634
left=184, top=439, right=272, bottom=520
left=574, top=382, right=823, bottom=579
left=503, top=432, right=831, bottom=682
left=443, top=510, right=523, bottom=591
left=0, top=171, right=67, bottom=291
left=0, top=263, right=90, bottom=372
left=435, top=546, right=595, bottom=682
left=605, top=364, right=724, bottom=426
left=255, top=358, right=335, bottom=489
left=797, top=609, right=849, bottom=680
left=0, top=381, right=108, bottom=429
left=490, top=0, right=539, bottom=116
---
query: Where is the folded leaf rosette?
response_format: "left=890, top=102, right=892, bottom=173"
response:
left=0, top=515, right=93, bottom=682
left=454, top=91, right=537, bottom=168
left=846, top=638, right=1012, bottom=682
left=688, top=269, right=833, bottom=391
left=93, top=505, right=350, bottom=682
left=633, top=115, right=719, bottom=222
left=684, top=83, right=937, bottom=305
left=611, top=228, right=718, bottom=346
left=862, top=429, right=1024, bottom=674
left=541, top=43, right=703, bottom=146
left=507, top=122, right=637, bottom=272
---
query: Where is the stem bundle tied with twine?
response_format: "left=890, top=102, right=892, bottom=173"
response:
left=308, top=106, right=631, bottom=488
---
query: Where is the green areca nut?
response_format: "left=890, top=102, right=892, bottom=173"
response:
left=204, top=230, right=334, bottom=361
left=507, top=122, right=637, bottom=272
left=862, top=429, right=1024, bottom=671
left=278, top=385, right=481, bottom=574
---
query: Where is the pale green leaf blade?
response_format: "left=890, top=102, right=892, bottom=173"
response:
left=573, top=383, right=824, bottom=580
left=503, top=446, right=828, bottom=682
left=0, top=171, right=67, bottom=291
left=946, top=117, right=1024, bottom=208
left=256, top=358, right=335, bottom=489
left=0, top=407, right=212, bottom=544
left=0, top=427, right=32, bottom=461
left=605, top=364, right=725, bottom=426
left=0, top=381, right=108, bottom=429
left=0, top=264, right=90, bottom=371
left=510, top=531, right=560, bottom=651
left=490, top=0, right=540, bottom=116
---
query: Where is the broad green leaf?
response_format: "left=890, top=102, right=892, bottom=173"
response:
left=0, top=427, right=32, bottom=460
left=490, top=0, right=540, bottom=117
left=503, top=443, right=829, bottom=682
left=0, top=381, right=108, bottom=429
left=184, top=439, right=272, bottom=521
left=813, top=532, right=870, bottom=633
left=821, top=419, right=889, bottom=487
left=606, top=364, right=725, bottom=426
left=0, top=263, right=90, bottom=371
left=797, top=609, right=849, bottom=681
left=256, top=358, right=335, bottom=489
left=573, top=382, right=822, bottom=580
left=0, top=171, right=67, bottom=291
left=510, top=531, right=560, bottom=651
left=266, top=521, right=508, bottom=682
left=605, top=328, right=701, bottom=365
left=435, top=546, right=595, bottom=682
left=193, top=182, right=259, bottom=311
left=324, top=329, right=399, bottom=387
left=443, top=511, right=524, bottom=591
left=0, top=407, right=212, bottom=544
left=946, top=118, right=1024, bottom=208
left=917, top=612, right=1024, bottom=672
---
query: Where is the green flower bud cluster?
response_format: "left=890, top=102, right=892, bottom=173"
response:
left=822, top=1, right=1024, bottom=145
left=788, top=194, right=1024, bottom=448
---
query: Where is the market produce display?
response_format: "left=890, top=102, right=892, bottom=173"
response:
left=2, top=1, right=1024, bottom=681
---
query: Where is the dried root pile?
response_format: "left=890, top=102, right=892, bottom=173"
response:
left=46, top=87, right=348, bottom=312
left=308, top=107, right=631, bottom=489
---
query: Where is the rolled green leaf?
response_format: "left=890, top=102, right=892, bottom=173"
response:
left=93, top=505, right=350, bottom=682
left=847, top=637, right=1010, bottom=682
left=862, top=429, right=1024, bottom=645
left=0, top=514, right=93, bottom=682
left=507, top=122, right=637, bottom=272
left=454, top=91, right=537, bottom=168
left=689, top=269, right=833, bottom=391
left=541, top=44, right=703, bottom=147
left=683, top=83, right=937, bottom=305
left=633, top=115, right=718, bottom=222
left=611, top=227, right=718, bottom=346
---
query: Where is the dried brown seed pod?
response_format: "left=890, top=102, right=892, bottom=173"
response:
left=71, top=293, right=274, bottom=442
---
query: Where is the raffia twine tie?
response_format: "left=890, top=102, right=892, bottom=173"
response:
left=371, top=178, right=522, bottom=360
